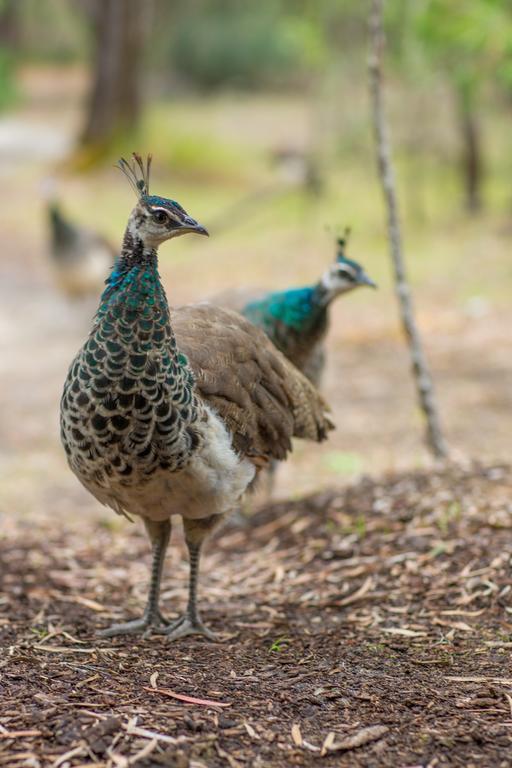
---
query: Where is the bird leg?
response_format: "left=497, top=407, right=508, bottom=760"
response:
left=160, top=516, right=220, bottom=642
left=262, top=459, right=278, bottom=500
left=98, top=518, right=171, bottom=637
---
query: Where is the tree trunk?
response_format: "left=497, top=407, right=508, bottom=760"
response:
left=0, top=0, right=20, bottom=49
left=368, top=0, right=448, bottom=460
left=80, top=0, right=147, bottom=148
left=0, top=0, right=20, bottom=110
left=457, top=89, right=483, bottom=213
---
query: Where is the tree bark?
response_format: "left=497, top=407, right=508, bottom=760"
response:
left=457, top=88, right=483, bottom=213
left=368, top=0, right=448, bottom=460
left=0, top=0, right=20, bottom=49
left=80, top=0, right=147, bottom=147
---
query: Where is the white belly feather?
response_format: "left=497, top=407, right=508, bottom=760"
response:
left=87, top=405, right=256, bottom=522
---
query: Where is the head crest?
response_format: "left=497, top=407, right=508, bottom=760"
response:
left=335, top=226, right=351, bottom=261
left=336, top=226, right=351, bottom=249
left=116, top=152, right=152, bottom=198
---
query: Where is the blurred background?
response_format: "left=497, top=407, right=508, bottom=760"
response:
left=0, top=0, right=510, bottom=526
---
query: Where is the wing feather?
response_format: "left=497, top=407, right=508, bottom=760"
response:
left=172, top=303, right=333, bottom=462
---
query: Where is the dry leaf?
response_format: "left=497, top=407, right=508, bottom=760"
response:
left=325, top=725, right=388, bottom=752
left=244, top=722, right=259, bottom=740
left=321, top=731, right=336, bottom=756
left=433, top=618, right=473, bottom=632
left=143, top=686, right=231, bottom=707
left=291, top=723, right=303, bottom=746
left=445, top=676, right=512, bottom=685
left=51, top=592, right=107, bottom=612
left=335, top=577, right=374, bottom=607
left=53, top=745, right=86, bottom=767
left=381, top=628, right=427, bottom=637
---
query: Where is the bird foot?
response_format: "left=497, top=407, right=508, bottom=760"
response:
left=98, top=609, right=170, bottom=638
left=157, top=614, right=220, bottom=642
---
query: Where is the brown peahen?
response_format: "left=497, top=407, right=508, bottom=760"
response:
left=217, top=239, right=375, bottom=499
left=47, top=200, right=115, bottom=299
left=60, top=154, right=333, bottom=641
left=239, top=238, right=376, bottom=387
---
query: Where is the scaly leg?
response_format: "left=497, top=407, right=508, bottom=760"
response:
left=160, top=516, right=220, bottom=642
left=99, top=518, right=171, bottom=637
left=263, top=459, right=278, bottom=500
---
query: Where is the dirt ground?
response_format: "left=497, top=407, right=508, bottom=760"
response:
left=1, top=463, right=512, bottom=767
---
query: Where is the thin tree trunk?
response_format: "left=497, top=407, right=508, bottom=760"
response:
left=81, top=0, right=147, bottom=148
left=0, top=0, right=19, bottom=48
left=457, top=88, right=483, bottom=213
left=368, top=0, right=448, bottom=460
left=0, top=0, right=19, bottom=109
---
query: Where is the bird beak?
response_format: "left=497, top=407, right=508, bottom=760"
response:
left=360, top=273, right=377, bottom=289
left=180, top=215, right=209, bottom=237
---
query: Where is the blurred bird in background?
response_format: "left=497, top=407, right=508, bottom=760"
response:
left=45, top=185, right=115, bottom=300
left=216, top=235, right=375, bottom=498
left=224, top=235, right=377, bottom=388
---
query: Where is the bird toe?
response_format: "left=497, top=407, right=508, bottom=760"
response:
left=158, top=615, right=220, bottom=643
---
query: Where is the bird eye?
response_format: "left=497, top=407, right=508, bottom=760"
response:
left=153, top=210, right=168, bottom=224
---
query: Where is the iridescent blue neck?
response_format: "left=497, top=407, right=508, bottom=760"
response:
left=97, top=227, right=166, bottom=320
left=244, top=283, right=328, bottom=332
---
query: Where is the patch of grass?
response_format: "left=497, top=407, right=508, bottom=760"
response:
left=269, top=636, right=291, bottom=653
left=429, top=542, right=448, bottom=558
left=365, top=642, right=388, bottom=654
left=142, top=105, right=261, bottom=183
left=324, top=451, right=364, bottom=476
left=437, top=501, right=462, bottom=536
left=340, top=514, right=367, bottom=540
left=30, top=627, right=48, bottom=640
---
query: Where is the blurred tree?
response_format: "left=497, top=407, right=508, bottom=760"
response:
left=0, top=0, right=18, bottom=46
left=0, top=0, right=19, bottom=110
left=416, top=0, right=512, bottom=213
left=79, top=0, right=149, bottom=151
left=160, top=0, right=324, bottom=91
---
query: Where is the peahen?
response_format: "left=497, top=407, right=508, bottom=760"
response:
left=241, top=238, right=376, bottom=387
left=60, top=154, right=333, bottom=641
left=47, top=201, right=115, bottom=299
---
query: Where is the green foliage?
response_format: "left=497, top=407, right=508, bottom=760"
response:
left=0, top=48, right=16, bottom=110
left=165, top=1, right=325, bottom=91
left=0, top=0, right=17, bottom=110
left=415, top=0, right=512, bottom=97
left=30, top=626, right=49, bottom=639
left=15, top=0, right=88, bottom=63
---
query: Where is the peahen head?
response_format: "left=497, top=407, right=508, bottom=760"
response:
left=117, top=153, right=208, bottom=250
left=319, top=235, right=376, bottom=301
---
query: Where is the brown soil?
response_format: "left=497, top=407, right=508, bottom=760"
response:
left=2, top=463, right=512, bottom=767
